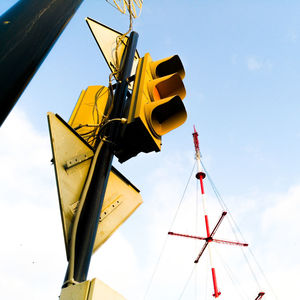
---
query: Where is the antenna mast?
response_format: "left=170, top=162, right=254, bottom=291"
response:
left=192, top=126, right=221, bottom=298
left=169, top=126, right=248, bottom=298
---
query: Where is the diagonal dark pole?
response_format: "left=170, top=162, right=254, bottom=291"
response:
left=210, top=211, right=227, bottom=237
left=0, top=0, right=84, bottom=126
left=63, top=31, right=139, bottom=285
left=194, top=242, right=209, bottom=264
left=255, top=292, right=265, bottom=300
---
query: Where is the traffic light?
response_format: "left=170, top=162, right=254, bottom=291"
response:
left=69, top=85, right=112, bottom=147
left=115, top=53, right=187, bottom=162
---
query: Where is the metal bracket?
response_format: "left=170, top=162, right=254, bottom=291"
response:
left=70, top=196, right=122, bottom=224
left=99, top=198, right=122, bottom=222
left=64, top=152, right=94, bottom=169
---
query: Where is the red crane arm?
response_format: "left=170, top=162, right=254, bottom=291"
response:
left=212, top=238, right=248, bottom=247
left=168, top=232, right=207, bottom=241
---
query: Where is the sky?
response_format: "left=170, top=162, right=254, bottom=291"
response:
left=1, top=0, right=300, bottom=299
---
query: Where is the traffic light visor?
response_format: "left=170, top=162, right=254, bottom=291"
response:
left=150, top=55, right=185, bottom=80
left=148, top=73, right=186, bottom=102
left=145, top=95, right=187, bottom=136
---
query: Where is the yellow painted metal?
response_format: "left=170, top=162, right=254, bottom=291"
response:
left=149, top=54, right=185, bottom=80
left=130, top=53, right=187, bottom=138
left=60, top=280, right=90, bottom=300
left=93, top=167, right=142, bottom=252
left=126, top=53, right=161, bottom=148
left=88, top=279, right=126, bottom=300
left=85, top=17, right=139, bottom=88
left=69, top=86, right=110, bottom=147
left=116, top=53, right=187, bottom=162
left=48, top=112, right=142, bottom=256
left=59, top=278, right=126, bottom=300
left=48, top=112, right=94, bottom=254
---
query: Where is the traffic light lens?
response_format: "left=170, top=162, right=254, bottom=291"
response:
left=153, top=86, right=161, bottom=101
left=148, top=74, right=186, bottom=102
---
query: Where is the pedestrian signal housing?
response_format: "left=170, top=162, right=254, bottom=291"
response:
left=116, top=53, right=187, bottom=162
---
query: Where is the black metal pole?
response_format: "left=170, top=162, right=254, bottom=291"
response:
left=0, top=0, right=84, bottom=126
left=64, top=31, right=139, bottom=284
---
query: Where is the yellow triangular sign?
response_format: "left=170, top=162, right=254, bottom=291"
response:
left=48, top=112, right=142, bottom=256
left=48, top=112, right=94, bottom=252
left=86, top=17, right=139, bottom=87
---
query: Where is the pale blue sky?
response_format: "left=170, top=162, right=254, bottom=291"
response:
left=1, top=1, right=300, bottom=299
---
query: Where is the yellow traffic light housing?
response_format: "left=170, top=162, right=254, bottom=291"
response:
left=69, top=85, right=112, bottom=147
left=116, top=53, right=187, bottom=162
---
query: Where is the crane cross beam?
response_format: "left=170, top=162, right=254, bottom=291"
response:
left=168, top=211, right=248, bottom=264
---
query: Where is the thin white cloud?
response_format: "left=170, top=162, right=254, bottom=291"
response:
left=0, top=109, right=146, bottom=299
left=90, top=232, right=145, bottom=299
left=246, top=57, right=272, bottom=71
left=0, top=109, right=65, bottom=299
left=287, top=30, right=298, bottom=42
left=262, top=185, right=300, bottom=231
left=247, top=57, right=263, bottom=71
